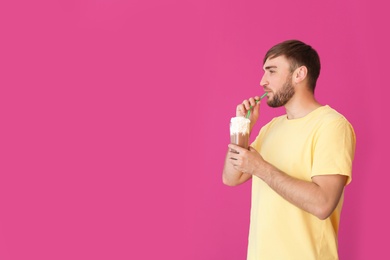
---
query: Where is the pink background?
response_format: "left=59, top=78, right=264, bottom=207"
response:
left=0, top=0, right=388, bottom=259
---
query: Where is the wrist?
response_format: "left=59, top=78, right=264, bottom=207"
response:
left=255, top=161, right=273, bottom=182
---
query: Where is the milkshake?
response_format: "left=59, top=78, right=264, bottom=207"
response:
left=230, top=117, right=251, bottom=149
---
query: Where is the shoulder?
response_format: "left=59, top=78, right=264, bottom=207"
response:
left=315, top=105, right=356, bottom=141
left=327, top=106, right=354, bottom=130
left=315, top=105, right=353, bottom=128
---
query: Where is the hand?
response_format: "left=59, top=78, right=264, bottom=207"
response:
left=227, top=144, right=266, bottom=176
left=236, top=96, right=261, bottom=130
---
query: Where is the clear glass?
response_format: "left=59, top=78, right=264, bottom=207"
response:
left=230, top=117, right=250, bottom=149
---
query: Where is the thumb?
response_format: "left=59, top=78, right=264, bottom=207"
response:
left=254, top=99, right=261, bottom=112
left=248, top=146, right=257, bottom=152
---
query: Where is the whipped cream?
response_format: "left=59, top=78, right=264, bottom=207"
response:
left=230, top=117, right=250, bottom=134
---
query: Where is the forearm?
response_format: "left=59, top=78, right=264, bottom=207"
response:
left=222, top=151, right=251, bottom=186
left=257, top=163, right=339, bottom=219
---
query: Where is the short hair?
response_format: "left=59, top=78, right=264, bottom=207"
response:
left=263, top=40, right=321, bottom=92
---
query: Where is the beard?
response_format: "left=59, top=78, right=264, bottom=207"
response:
left=267, top=74, right=295, bottom=108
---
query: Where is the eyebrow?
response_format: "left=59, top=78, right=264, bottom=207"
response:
left=264, top=65, right=277, bottom=71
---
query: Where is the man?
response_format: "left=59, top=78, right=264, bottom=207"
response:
left=223, top=40, right=356, bottom=259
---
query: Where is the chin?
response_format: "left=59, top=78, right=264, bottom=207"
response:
left=267, top=99, right=286, bottom=108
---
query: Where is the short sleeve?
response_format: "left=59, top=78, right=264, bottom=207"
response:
left=311, top=117, right=356, bottom=185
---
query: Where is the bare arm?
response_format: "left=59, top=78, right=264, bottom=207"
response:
left=222, top=150, right=252, bottom=186
left=261, top=162, right=347, bottom=219
left=222, top=96, right=261, bottom=186
left=229, top=145, right=347, bottom=219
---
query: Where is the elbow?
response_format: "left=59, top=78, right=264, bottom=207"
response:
left=222, top=176, right=235, bottom=187
left=315, top=211, right=331, bottom=221
left=313, top=205, right=335, bottom=220
left=223, top=181, right=240, bottom=187
left=222, top=173, right=240, bottom=187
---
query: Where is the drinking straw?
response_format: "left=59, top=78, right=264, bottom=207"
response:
left=246, top=92, right=268, bottom=119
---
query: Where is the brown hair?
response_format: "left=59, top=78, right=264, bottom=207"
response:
left=264, top=40, right=321, bottom=92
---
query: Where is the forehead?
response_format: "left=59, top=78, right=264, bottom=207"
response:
left=263, top=55, right=291, bottom=70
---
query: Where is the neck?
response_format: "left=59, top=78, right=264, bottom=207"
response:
left=284, top=91, right=322, bottom=119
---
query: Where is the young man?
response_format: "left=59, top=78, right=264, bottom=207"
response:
left=223, top=40, right=356, bottom=259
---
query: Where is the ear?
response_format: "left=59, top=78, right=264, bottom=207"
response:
left=293, top=66, right=308, bottom=84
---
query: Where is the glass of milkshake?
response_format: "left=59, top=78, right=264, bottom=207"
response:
left=230, top=117, right=251, bottom=149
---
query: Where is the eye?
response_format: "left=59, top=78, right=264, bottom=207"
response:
left=269, top=70, right=275, bottom=74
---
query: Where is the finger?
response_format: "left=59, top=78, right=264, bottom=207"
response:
left=228, top=156, right=239, bottom=165
left=236, top=104, right=247, bottom=117
left=242, top=100, right=251, bottom=110
left=228, top=144, right=247, bottom=154
left=248, top=97, right=257, bottom=107
left=228, top=156, right=239, bottom=167
left=228, top=147, right=239, bottom=156
left=253, top=98, right=261, bottom=112
left=229, top=148, right=239, bottom=154
left=229, top=156, right=241, bottom=166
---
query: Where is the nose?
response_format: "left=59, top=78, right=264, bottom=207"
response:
left=260, top=74, right=267, bottom=88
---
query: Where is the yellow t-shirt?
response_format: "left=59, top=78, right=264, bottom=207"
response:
left=247, top=105, right=356, bottom=260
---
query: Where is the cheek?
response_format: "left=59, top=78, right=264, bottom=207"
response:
left=270, top=81, right=282, bottom=92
